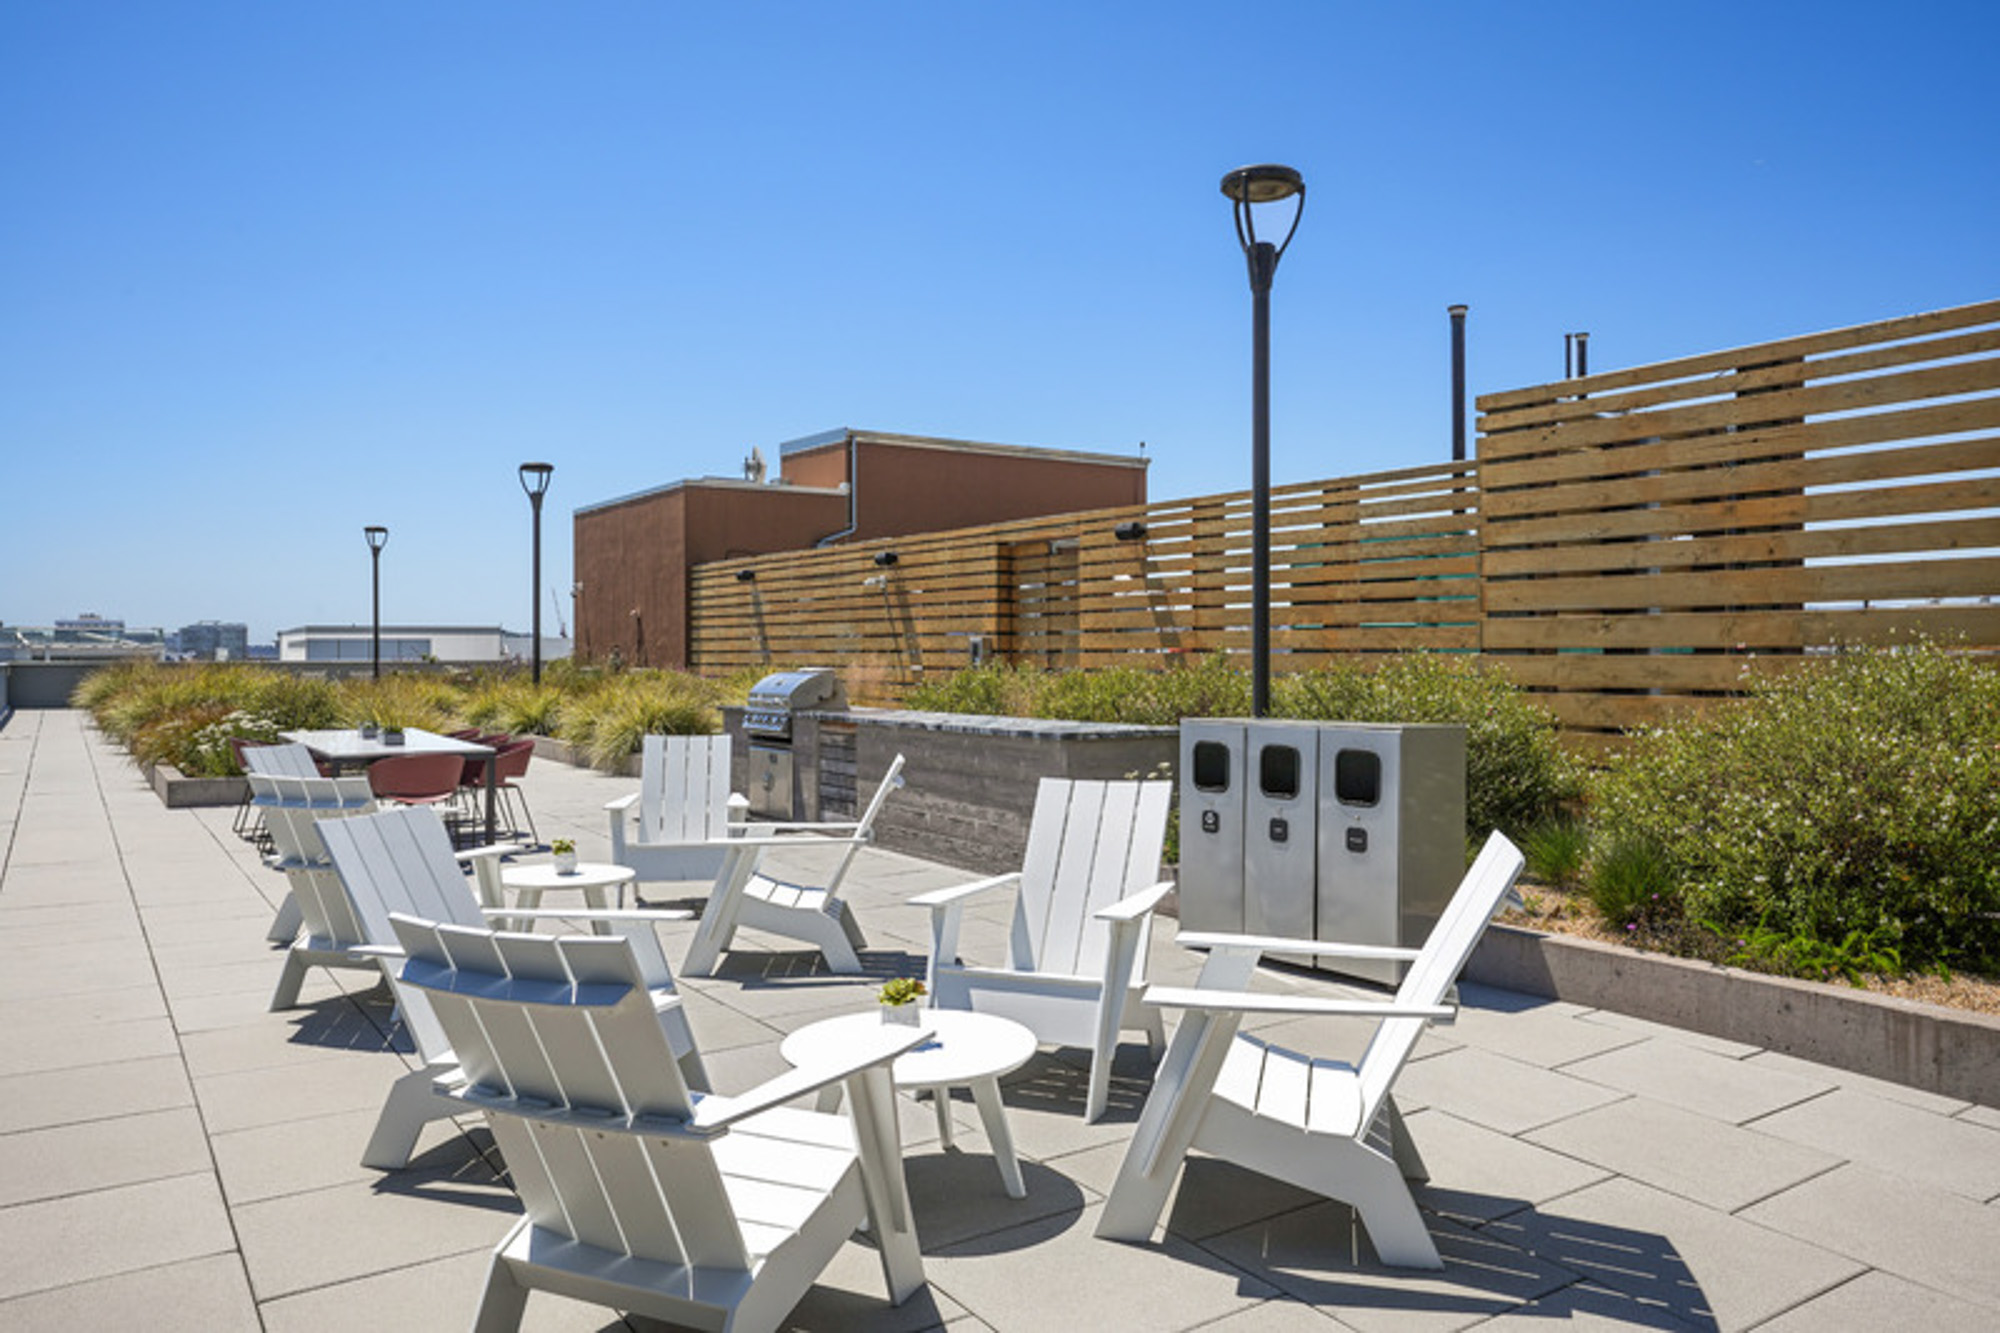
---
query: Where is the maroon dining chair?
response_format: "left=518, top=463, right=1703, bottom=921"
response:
left=366, top=753, right=468, bottom=838
left=459, top=737, right=538, bottom=844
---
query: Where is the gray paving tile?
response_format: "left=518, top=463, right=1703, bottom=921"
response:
left=1740, top=1163, right=2000, bottom=1310
left=0, top=1013, right=179, bottom=1078
left=1405, top=1108, right=1613, bottom=1225
left=1558, top=1036, right=1833, bottom=1124
left=1524, top=1096, right=1840, bottom=1212
left=1396, top=1046, right=1626, bottom=1136
left=931, top=1200, right=1277, bottom=1333
left=1463, top=1279, right=1707, bottom=1330
left=211, top=1105, right=495, bottom=1206
left=1485, top=1176, right=1864, bottom=1330
left=194, top=1044, right=406, bottom=1134
left=1754, top=1268, right=2000, bottom=1331
left=1438, top=993, right=1646, bottom=1070
left=1740, top=1048, right=1974, bottom=1115
left=0, top=1253, right=260, bottom=1333
left=1, top=1052, right=192, bottom=1134
left=1746, top=1085, right=2000, bottom=1202
left=1572, top=1006, right=1763, bottom=1061
left=0, top=1106, right=214, bottom=1208
left=0, top=1173, right=238, bottom=1301
left=233, top=1176, right=519, bottom=1301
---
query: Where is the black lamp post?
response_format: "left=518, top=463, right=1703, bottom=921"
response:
left=363, top=525, right=388, bottom=679
left=1222, top=163, right=1305, bottom=718
left=519, top=462, right=554, bottom=683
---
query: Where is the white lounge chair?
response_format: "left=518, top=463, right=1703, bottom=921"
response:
left=250, top=742, right=337, bottom=943
left=1095, top=831, right=1526, bottom=1269
left=388, top=913, right=929, bottom=1333
left=605, top=733, right=742, bottom=884
left=910, top=777, right=1174, bottom=1123
left=317, top=804, right=708, bottom=1170
left=680, top=753, right=908, bottom=977
left=258, top=773, right=377, bottom=1010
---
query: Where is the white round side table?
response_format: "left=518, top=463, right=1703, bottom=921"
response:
left=498, top=861, right=637, bottom=935
left=780, top=1008, right=1037, bottom=1198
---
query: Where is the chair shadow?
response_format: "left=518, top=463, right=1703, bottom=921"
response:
left=370, top=1126, right=522, bottom=1217
left=706, top=946, right=932, bottom=991
left=997, top=1049, right=1156, bottom=1125
left=1158, top=1160, right=1717, bottom=1330
left=279, top=990, right=414, bottom=1056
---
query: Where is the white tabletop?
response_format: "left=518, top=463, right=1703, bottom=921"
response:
left=501, top=861, right=637, bottom=891
left=282, top=727, right=494, bottom=761
left=780, top=1009, right=1037, bottom=1090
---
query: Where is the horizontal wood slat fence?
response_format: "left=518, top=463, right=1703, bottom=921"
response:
left=689, top=300, right=2000, bottom=742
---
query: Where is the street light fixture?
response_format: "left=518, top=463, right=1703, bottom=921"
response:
left=363, top=525, right=389, bottom=679
left=519, top=462, right=554, bottom=684
left=1221, top=163, right=1304, bottom=719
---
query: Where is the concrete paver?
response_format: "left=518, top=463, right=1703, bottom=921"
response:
left=3, top=707, right=1999, bottom=1331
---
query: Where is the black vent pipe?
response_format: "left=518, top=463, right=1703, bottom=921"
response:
left=1448, top=304, right=1468, bottom=462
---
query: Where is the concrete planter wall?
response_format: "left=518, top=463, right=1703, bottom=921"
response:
left=147, top=764, right=249, bottom=810
left=1466, top=922, right=2000, bottom=1107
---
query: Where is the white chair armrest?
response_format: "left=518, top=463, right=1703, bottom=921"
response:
left=752, top=819, right=865, bottom=837
left=1143, top=986, right=1455, bottom=1021
left=605, top=791, right=639, bottom=814
left=1095, top=880, right=1175, bottom=924
left=348, top=943, right=405, bottom=960
left=691, top=1025, right=932, bottom=1130
left=909, top=872, right=1021, bottom=909
left=480, top=907, right=696, bottom=925
left=1174, top=930, right=1423, bottom=963
left=453, top=845, right=508, bottom=866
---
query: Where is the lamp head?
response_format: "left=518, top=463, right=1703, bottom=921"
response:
left=1220, top=164, right=1304, bottom=206
left=1221, top=163, right=1305, bottom=283
left=364, top=525, right=389, bottom=552
left=873, top=550, right=899, bottom=568
left=518, top=461, right=554, bottom=498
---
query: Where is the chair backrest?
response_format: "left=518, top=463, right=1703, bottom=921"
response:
left=243, top=742, right=323, bottom=778
left=1355, top=830, right=1525, bottom=1125
left=637, top=734, right=733, bottom=845
left=251, top=774, right=377, bottom=947
left=389, top=914, right=751, bottom=1273
left=1013, top=778, right=1171, bottom=977
left=316, top=804, right=488, bottom=946
left=367, top=750, right=465, bottom=802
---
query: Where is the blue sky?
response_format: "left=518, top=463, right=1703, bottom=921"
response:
left=4, top=2, right=1995, bottom=644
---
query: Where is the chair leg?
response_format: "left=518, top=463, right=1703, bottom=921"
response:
left=472, top=1229, right=532, bottom=1333
left=266, top=892, right=302, bottom=943
left=361, top=1065, right=459, bottom=1170
left=1346, top=1150, right=1443, bottom=1269
left=269, top=949, right=311, bottom=1011
left=1383, top=1097, right=1429, bottom=1182
left=504, top=785, right=537, bottom=845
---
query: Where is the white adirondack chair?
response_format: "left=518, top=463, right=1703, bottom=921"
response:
left=259, top=773, right=378, bottom=1010
left=251, top=742, right=336, bottom=943
left=680, top=753, right=908, bottom=977
left=910, top=778, right=1174, bottom=1123
left=317, top=804, right=709, bottom=1170
left=1095, top=831, right=1526, bottom=1269
left=605, top=733, right=742, bottom=883
left=387, top=913, right=930, bottom=1333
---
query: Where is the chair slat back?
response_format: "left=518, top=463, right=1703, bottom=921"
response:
left=1355, top=831, right=1524, bottom=1124
left=638, top=734, right=732, bottom=845
left=388, top=914, right=748, bottom=1272
left=243, top=742, right=322, bottom=778
left=318, top=806, right=491, bottom=1064
left=1015, top=779, right=1170, bottom=976
left=251, top=774, right=376, bottom=948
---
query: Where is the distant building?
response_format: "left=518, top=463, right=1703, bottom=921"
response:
left=574, top=428, right=1148, bottom=669
left=276, top=625, right=570, bottom=667
left=172, top=621, right=250, bottom=661
left=3, top=615, right=165, bottom=661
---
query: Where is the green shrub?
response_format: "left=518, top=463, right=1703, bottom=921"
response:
left=334, top=673, right=465, bottom=732
left=561, top=671, right=724, bottom=771
left=1586, top=833, right=1679, bottom=930
left=1592, top=641, right=2000, bottom=971
left=1276, top=654, right=1582, bottom=838
left=1520, top=817, right=1591, bottom=889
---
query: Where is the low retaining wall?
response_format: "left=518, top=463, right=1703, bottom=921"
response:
left=1466, top=923, right=2000, bottom=1108
left=147, top=764, right=249, bottom=810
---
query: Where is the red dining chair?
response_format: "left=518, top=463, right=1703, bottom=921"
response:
left=366, top=753, right=467, bottom=838
left=460, top=738, right=538, bottom=844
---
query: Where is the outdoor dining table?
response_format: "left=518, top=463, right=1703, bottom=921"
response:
left=280, top=727, right=501, bottom=845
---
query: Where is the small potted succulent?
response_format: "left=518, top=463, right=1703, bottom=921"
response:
left=550, top=838, right=578, bottom=874
left=877, top=976, right=926, bottom=1025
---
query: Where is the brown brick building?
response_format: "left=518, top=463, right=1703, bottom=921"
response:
left=574, top=429, right=1147, bottom=669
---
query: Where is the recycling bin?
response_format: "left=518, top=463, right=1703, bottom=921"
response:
left=1176, top=719, right=1466, bottom=985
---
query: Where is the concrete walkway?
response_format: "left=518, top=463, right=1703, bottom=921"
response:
left=3, top=708, right=1999, bottom=1331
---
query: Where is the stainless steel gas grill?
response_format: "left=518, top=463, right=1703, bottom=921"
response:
left=743, top=668, right=848, bottom=819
